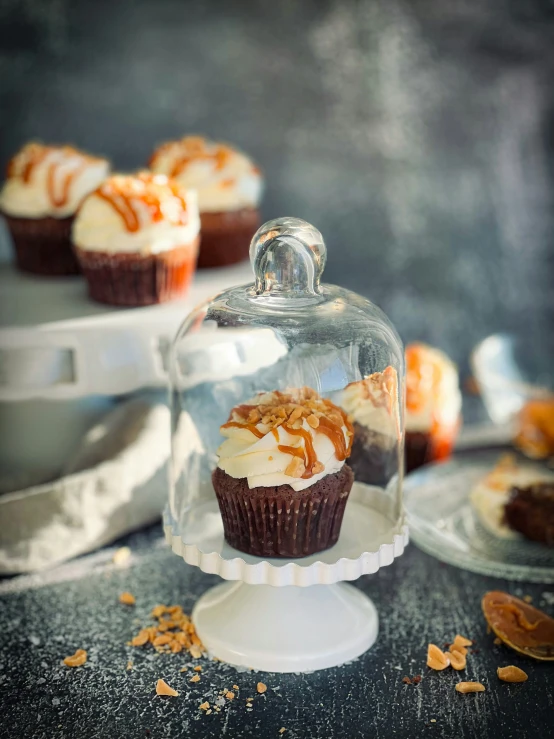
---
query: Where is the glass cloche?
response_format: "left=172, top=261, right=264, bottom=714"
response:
left=169, top=217, right=405, bottom=564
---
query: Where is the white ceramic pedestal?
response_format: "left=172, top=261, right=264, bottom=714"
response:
left=164, top=484, right=408, bottom=673
left=193, top=580, right=378, bottom=672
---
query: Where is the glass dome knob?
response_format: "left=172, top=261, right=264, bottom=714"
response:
left=250, top=217, right=327, bottom=297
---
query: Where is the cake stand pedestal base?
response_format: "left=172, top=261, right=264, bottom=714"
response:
left=192, top=580, right=378, bottom=673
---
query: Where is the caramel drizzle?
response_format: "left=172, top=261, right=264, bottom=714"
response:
left=95, top=174, right=189, bottom=233
left=496, top=604, right=540, bottom=632
left=150, top=137, right=233, bottom=179
left=220, top=421, right=264, bottom=439
left=8, top=145, right=96, bottom=209
left=282, top=426, right=318, bottom=478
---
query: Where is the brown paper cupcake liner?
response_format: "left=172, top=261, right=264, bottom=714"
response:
left=75, top=240, right=199, bottom=307
left=212, top=465, right=354, bottom=558
left=198, top=208, right=260, bottom=268
left=4, top=213, right=80, bottom=276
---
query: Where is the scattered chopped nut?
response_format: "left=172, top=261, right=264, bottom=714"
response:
left=427, top=644, right=450, bottom=671
left=285, top=456, right=305, bottom=478
left=190, top=674, right=201, bottom=683
left=246, top=702, right=253, bottom=708
left=449, top=651, right=467, bottom=671
left=497, top=665, right=528, bottom=683
left=452, top=635, right=472, bottom=648
left=156, top=679, right=179, bottom=697
left=233, top=684, right=239, bottom=690
left=193, top=666, right=202, bottom=672
left=312, top=461, right=325, bottom=474
left=63, top=649, right=87, bottom=667
left=430, top=719, right=437, bottom=723
left=225, top=691, right=235, bottom=700
left=131, top=630, right=150, bottom=647
left=119, top=592, right=136, bottom=606
left=493, top=637, right=502, bottom=646
left=279, top=730, right=286, bottom=735
left=455, top=682, right=485, bottom=694
left=190, top=645, right=203, bottom=659
left=180, top=667, right=188, bottom=673
left=129, top=603, right=204, bottom=660
left=112, top=546, right=131, bottom=565
left=126, top=660, right=133, bottom=671
left=450, top=644, right=468, bottom=657
left=206, top=709, right=212, bottom=715
left=523, top=595, right=533, bottom=604
left=257, top=682, right=267, bottom=694
left=307, top=414, right=320, bottom=428
left=199, top=701, right=210, bottom=711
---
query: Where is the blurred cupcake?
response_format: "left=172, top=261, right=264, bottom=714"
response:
left=212, top=387, right=354, bottom=558
left=0, top=142, right=109, bottom=275
left=72, top=172, right=200, bottom=306
left=149, top=136, right=263, bottom=268
left=405, top=343, right=462, bottom=472
left=337, top=367, right=401, bottom=486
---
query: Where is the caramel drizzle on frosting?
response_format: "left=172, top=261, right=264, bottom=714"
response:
left=94, top=172, right=190, bottom=233
left=150, top=136, right=258, bottom=183
left=222, top=388, right=353, bottom=480
left=7, top=143, right=104, bottom=209
left=345, top=366, right=401, bottom=439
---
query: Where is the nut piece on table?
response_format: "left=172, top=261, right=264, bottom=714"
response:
left=156, top=679, right=179, bottom=697
left=119, top=591, right=136, bottom=606
left=63, top=649, right=87, bottom=667
left=455, top=682, right=485, bottom=694
left=427, top=644, right=450, bottom=670
left=497, top=665, right=529, bottom=683
left=449, top=650, right=467, bottom=671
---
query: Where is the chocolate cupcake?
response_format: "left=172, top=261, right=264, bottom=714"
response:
left=405, top=343, right=462, bottom=473
left=212, top=387, right=354, bottom=558
left=149, top=136, right=263, bottom=268
left=72, top=172, right=200, bottom=306
left=337, top=367, right=401, bottom=486
left=0, top=142, right=109, bottom=275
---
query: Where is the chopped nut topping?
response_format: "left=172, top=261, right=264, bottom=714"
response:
left=257, top=682, right=267, bottom=694
left=190, top=674, right=200, bottom=683
left=119, top=592, right=136, bottom=606
left=306, top=414, right=320, bottom=428
left=455, top=682, right=485, bottom=694
left=497, top=665, right=528, bottom=683
left=63, top=649, right=87, bottom=667
left=426, top=644, right=450, bottom=671
left=156, top=679, right=178, bottom=697
left=312, top=461, right=325, bottom=474
left=450, top=644, right=468, bottom=657
left=285, top=457, right=306, bottom=478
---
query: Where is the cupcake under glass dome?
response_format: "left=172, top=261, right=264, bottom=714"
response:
left=169, top=217, right=405, bottom=563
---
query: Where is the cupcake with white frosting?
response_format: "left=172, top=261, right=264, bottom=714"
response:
left=337, top=366, right=401, bottom=485
left=72, top=172, right=200, bottom=306
left=212, top=387, right=354, bottom=558
left=405, top=343, right=462, bottom=472
left=0, top=142, right=109, bottom=275
left=149, top=136, right=263, bottom=268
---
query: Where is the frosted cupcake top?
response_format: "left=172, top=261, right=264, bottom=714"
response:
left=72, top=172, right=200, bottom=256
left=0, top=142, right=110, bottom=219
left=216, top=388, right=353, bottom=492
left=149, top=136, right=263, bottom=213
left=336, top=366, right=401, bottom=441
left=405, top=343, right=462, bottom=433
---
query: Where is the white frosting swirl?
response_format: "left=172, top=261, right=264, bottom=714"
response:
left=406, top=343, right=462, bottom=433
left=72, top=173, right=200, bottom=256
left=216, top=389, right=351, bottom=492
left=0, top=143, right=109, bottom=219
left=149, top=136, right=263, bottom=213
left=336, top=367, right=400, bottom=441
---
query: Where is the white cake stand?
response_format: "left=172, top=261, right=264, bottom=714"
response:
left=164, top=483, right=408, bottom=673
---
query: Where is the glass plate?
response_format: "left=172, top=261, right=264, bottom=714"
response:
left=404, top=450, right=554, bottom=583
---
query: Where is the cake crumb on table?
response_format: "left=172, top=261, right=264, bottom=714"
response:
left=63, top=649, right=87, bottom=667
left=155, top=679, right=179, bottom=697
left=257, top=682, right=267, bottom=694
left=119, top=592, right=136, bottom=606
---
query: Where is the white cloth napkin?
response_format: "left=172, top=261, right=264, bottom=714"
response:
left=0, top=396, right=170, bottom=574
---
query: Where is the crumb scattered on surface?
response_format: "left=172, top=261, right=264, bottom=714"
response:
left=455, top=681, right=485, bottom=694
left=497, top=665, right=528, bottom=683
left=233, top=684, right=239, bottom=690
left=199, top=701, right=210, bottom=711
left=190, top=674, right=200, bottom=683
left=63, top=649, right=87, bottom=667
left=246, top=702, right=253, bottom=708
left=194, top=665, right=202, bottom=672
left=119, top=592, right=136, bottom=606
left=180, top=667, right=188, bottom=673
left=129, top=603, right=205, bottom=659
left=225, top=691, right=235, bottom=700
left=257, top=682, right=267, bottom=694
left=112, top=547, right=131, bottom=566
left=126, top=660, right=133, bottom=671
left=156, top=679, right=179, bottom=697
left=279, top=729, right=286, bottom=734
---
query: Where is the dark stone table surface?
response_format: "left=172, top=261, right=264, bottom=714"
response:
left=1, top=519, right=553, bottom=739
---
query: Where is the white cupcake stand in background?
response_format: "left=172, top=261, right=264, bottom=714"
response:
left=164, top=486, right=408, bottom=673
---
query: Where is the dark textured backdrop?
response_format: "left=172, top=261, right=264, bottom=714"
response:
left=1, top=0, right=553, bottom=370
